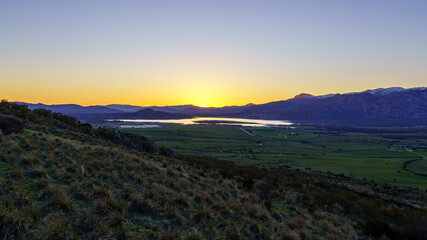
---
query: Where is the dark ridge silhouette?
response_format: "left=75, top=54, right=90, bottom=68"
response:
left=14, top=87, right=427, bottom=125
left=73, top=108, right=191, bottom=123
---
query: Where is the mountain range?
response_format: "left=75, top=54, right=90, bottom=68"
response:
left=15, top=87, right=427, bottom=125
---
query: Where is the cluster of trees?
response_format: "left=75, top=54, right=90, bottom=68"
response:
left=0, top=99, right=92, bottom=134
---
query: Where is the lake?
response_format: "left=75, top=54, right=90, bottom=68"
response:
left=108, top=117, right=293, bottom=128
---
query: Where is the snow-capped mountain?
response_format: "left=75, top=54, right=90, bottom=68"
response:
left=345, top=87, right=427, bottom=96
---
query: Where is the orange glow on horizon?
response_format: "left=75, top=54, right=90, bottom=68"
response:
left=1, top=52, right=426, bottom=108
left=1, top=1, right=427, bottom=108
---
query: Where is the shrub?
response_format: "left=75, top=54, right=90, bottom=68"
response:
left=108, top=212, right=125, bottom=227
left=20, top=153, right=40, bottom=166
left=0, top=195, right=13, bottom=209
left=39, top=213, right=72, bottom=239
left=224, top=223, right=243, bottom=240
left=254, top=180, right=274, bottom=205
left=242, top=177, right=255, bottom=190
left=73, top=214, right=95, bottom=234
left=276, top=232, right=299, bottom=240
left=0, top=209, right=28, bottom=239
left=78, top=123, right=92, bottom=134
left=93, top=185, right=112, bottom=199
left=11, top=162, right=23, bottom=179
left=70, top=182, right=87, bottom=200
left=128, top=194, right=157, bottom=217
left=94, top=198, right=123, bottom=216
left=184, top=233, right=204, bottom=240
left=32, top=108, right=52, bottom=118
left=23, top=205, right=41, bottom=223
left=363, top=220, right=392, bottom=238
left=192, top=206, right=213, bottom=221
left=0, top=115, right=24, bottom=135
left=0, top=99, right=9, bottom=113
left=159, top=146, right=176, bottom=157
left=119, top=183, right=135, bottom=200
left=43, top=185, right=72, bottom=211
left=28, top=166, right=47, bottom=179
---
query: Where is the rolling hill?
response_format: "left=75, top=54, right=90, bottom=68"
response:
left=16, top=103, right=124, bottom=115
left=73, top=109, right=191, bottom=123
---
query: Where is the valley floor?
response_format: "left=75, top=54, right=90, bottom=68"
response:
left=121, top=124, right=427, bottom=189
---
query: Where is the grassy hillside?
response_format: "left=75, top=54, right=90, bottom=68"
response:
left=0, top=100, right=426, bottom=239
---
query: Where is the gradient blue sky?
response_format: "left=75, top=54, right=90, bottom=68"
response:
left=1, top=0, right=426, bottom=106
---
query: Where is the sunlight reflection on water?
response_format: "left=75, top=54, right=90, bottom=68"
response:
left=108, top=117, right=293, bottom=127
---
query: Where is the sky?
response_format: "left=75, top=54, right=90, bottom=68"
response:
left=1, top=0, right=426, bottom=107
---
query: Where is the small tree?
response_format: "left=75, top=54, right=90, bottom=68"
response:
left=0, top=115, right=24, bottom=135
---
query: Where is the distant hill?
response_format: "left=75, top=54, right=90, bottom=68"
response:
left=16, top=103, right=124, bottom=115
left=230, top=94, right=317, bottom=119
left=106, top=104, right=145, bottom=112
left=73, top=108, right=191, bottom=123
left=15, top=87, right=427, bottom=125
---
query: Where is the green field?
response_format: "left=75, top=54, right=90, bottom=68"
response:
left=406, top=159, right=427, bottom=175
left=121, top=125, right=427, bottom=189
